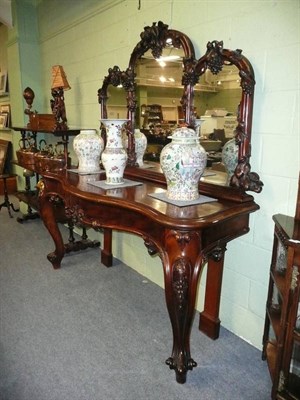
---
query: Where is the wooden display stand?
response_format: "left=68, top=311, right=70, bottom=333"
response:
left=0, top=175, right=17, bottom=195
left=262, top=174, right=300, bottom=399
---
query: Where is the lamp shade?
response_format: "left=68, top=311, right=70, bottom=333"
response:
left=51, top=65, right=71, bottom=90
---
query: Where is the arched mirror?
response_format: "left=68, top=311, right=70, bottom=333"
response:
left=98, top=21, right=263, bottom=194
left=194, top=40, right=263, bottom=192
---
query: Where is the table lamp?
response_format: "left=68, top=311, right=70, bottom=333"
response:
left=50, top=65, right=71, bottom=130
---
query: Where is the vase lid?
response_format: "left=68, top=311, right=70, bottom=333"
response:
left=169, top=127, right=198, bottom=139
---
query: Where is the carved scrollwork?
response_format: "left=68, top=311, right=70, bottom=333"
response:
left=173, top=231, right=192, bottom=251
left=143, top=237, right=159, bottom=256
left=107, top=65, right=122, bottom=87
left=138, top=21, right=169, bottom=59
left=206, top=40, right=224, bottom=75
left=172, top=258, right=190, bottom=310
left=235, top=121, right=247, bottom=144
left=65, top=204, right=85, bottom=224
left=207, top=245, right=226, bottom=262
left=120, top=68, right=136, bottom=91
left=240, top=69, right=255, bottom=95
left=231, top=159, right=263, bottom=193
left=182, top=58, right=198, bottom=86
left=49, top=194, right=64, bottom=207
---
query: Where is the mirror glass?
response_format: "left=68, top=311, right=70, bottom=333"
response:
left=98, top=22, right=263, bottom=193
left=134, top=53, right=242, bottom=187
left=135, top=47, right=185, bottom=161
left=105, top=86, right=127, bottom=120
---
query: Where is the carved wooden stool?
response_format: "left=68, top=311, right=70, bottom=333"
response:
left=0, top=174, right=19, bottom=218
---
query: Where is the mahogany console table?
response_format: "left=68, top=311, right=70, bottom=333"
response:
left=37, top=169, right=259, bottom=383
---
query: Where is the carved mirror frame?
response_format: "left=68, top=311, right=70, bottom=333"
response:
left=98, top=21, right=263, bottom=194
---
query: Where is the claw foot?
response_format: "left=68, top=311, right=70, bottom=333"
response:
left=47, top=252, right=62, bottom=269
left=166, top=356, right=197, bottom=383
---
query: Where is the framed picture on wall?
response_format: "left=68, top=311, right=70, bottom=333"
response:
left=0, top=104, right=11, bottom=127
left=0, top=139, right=9, bottom=174
left=0, top=104, right=10, bottom=113
left=0, top=113, right=8, bottom=128
left=0, top=72, right=8, bottom=94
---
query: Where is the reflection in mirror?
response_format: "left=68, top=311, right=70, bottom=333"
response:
left=105, top=86, right=127, bottom=120
left=135, top=47, right=186, bottom=161
left=195, top=40, right=263, bottom=192
left=98, top=22, right=263, bottom=193
left=194, top=64, right=242, bottom=185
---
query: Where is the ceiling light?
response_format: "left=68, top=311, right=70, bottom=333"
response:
left=158, top=55, right=180, bottom=62
left=158, top=60, right=166, bottom=67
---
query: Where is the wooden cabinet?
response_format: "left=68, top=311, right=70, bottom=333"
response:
left=263, top=178, right=300, bottom=399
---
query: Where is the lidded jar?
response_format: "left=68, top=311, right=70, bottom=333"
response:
left=160, top=126, right=207, bottom=201
left=73, top=129, right=104, bottom=173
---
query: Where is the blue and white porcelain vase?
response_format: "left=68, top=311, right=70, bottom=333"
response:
left=73, top=129, right=104, bottom=173
left=221, top=138, right=239, bottom=185
left=101, top=119, right=128, bottom=184
left=160, top=126, right=207, bottom=201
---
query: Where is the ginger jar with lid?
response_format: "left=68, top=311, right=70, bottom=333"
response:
left=160, top=126, right=207, bottom=201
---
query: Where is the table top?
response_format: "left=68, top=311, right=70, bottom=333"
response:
left=0, top=173, right=18, bottom=179
left=41, top=168, right=259, bottom=230
left=12, top=126, right=81, bottom=136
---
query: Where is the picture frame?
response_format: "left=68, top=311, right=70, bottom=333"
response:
left=0, top=104, right=10, bottom=114
left=0, top=104, right=11, bottom=128
left=0, top=72, right=8, bottom=94
left=0, top=139, right=9, bottom=174
left=0, top=113, right=8, bottom=128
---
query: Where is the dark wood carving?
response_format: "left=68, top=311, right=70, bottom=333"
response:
left=98, top=21, right=263, bottom=193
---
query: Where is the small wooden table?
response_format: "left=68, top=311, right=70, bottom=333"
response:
left=0, top=174, right=19, bottom=218
left=37, top=169, right=259, bottom=383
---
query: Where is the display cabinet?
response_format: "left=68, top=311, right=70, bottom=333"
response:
left=141, top=104, right=163, bottom=128
left=262, top=178, right=300, bottom=399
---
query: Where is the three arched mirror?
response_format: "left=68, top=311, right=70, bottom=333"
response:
left=98, top=21, right=263, bottom=194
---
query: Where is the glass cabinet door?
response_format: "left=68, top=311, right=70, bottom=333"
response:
left=287, top=339, right=300, bottom=395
